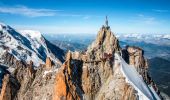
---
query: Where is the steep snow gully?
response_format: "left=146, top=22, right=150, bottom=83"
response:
left=115, top=53, right=160, bottom=100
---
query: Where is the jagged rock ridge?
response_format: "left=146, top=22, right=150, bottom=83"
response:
left=0, top=18, right=162, bottom=100
left=53, top=17, right=162, bottom=100
left=0, top=22, right=65, bottom=100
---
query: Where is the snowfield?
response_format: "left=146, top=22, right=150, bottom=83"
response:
left=0, top=23, right=64, bottom=67
left=115, top=53, right=160, bottom=100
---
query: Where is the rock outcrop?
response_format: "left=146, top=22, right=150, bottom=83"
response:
left=53, top=51, right=83, bottom=100
left=0, top=18, right=161, bottom=100
left=0, top=73, right=19, bottom=100
left=122, top=46, right=148, bottom=79
left=0, top=74, right=10, bottom=100
left=53, top=18, right=161, bottom=100
left=0, top=22, right=66, bottom=100
left=46, top=57, right=52, bottom=70
left=0, top=54, right=58, bottom=100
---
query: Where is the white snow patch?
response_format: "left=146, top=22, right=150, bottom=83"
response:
left=7, top=67, right=15, bottom=73
left=0, top=25, right=2, bottom=31
left=0, top=22, right=6, bottom=31
left=19, top=30, right=42, bottom=40
left=149, top=86, right=161, bottom=100
left=43, top=70, right=53, bottom=78
left=0, top=23, right=60, bottom=67
left=8, top=49, right=20, bottom=61
left=115, top=53, right=160, bottom=100
left=43, top=69, right=58, bottom=78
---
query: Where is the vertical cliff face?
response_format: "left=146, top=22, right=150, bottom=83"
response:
left=122, top=46, right=161, bottom=98
left=0, top=73, right=19, bottom=100
left=46, top=57, right=52, bottom=70
left=122, top=46, right=150, bottom=83
left=51, top=28, right=126, bottom=99
left=53, top=19, right=161, bottom=100
left=0, top=53, right=59, bottom=100
left=81, top=26, right=122, bottom=99
left=0, top=74, right=11, bottom=100
left=14, top=58, right=57, bottom=100
left=0, top=20, right=161, bottom=100
left=53, top=51, right=83, bottom=100
left=87, top=26, right=120, bottom=58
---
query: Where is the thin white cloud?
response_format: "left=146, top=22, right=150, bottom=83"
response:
left=0, top=5, right=102, bottom=19
left=0, top=6, right=61, bottom=17
left=138, top=14, right=144, bottom=17
left=152, top=9, right=169, bottom=13
left=130, top=14, right=160, bottom=25
left=83, top=16, right=90, bottom=19
left=143, top=17, right=157, bottom=25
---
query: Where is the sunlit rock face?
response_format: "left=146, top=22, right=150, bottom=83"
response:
left=53, top=18, right=161, bottom=100
left=0, top=74, right=11, bottom=100
left=53, top=24, right=137, bottom=100
left=0, top=20, right=161, bottom=100
left=53, top=51, right=82, bottom=100
left=46, top=57, right=52, bottom=70
left=122, top=46, right=150, bottom=83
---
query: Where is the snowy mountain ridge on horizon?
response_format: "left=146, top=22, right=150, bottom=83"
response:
left=0, top=23, right=64, bottom=67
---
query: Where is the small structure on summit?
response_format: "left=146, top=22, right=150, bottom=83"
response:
left=105, top=16, right=109, bottom=27
left=102, top=16, right=110, bottom=29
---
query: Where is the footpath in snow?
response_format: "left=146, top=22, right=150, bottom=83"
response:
left=115, top=53, right=160, bottom=100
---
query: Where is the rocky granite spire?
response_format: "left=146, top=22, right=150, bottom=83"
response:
left=0, top=21, right=162, bottom=100
left=87, top=18, right=121, bottom=60
left=53, top=18, right=161, bottom=100
left=46, top=57, right=52, bottom=70
left=0, top=74, right=10, bottom=100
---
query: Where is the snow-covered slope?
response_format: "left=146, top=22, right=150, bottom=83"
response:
left=115, top=53, right=160, bottom=100
left=0, top=23, right=64, bottom=67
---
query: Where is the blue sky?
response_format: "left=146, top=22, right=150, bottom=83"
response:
left=0, top=0, right=170, bottom=34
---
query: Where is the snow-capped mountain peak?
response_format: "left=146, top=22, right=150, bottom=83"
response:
left=0, top=23, right=64, bottom=67
left=19, top=30, right=42, bottom=40
left=0, top=23, right=4, bottom=31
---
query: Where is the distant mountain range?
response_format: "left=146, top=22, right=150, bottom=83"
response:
left=45, top=33, right=170, bottom=58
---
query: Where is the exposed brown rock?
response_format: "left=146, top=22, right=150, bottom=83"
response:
left=0, top=51, right=60, bottom=100
left=0, top=74, right=11, bottom=100
left=28, top=60, right=34, bottom=77
left=46, top=57, right=52, bottom=70
left=87, top=26, right=121, bottom=56
left=52, top=24, right=139, bottom=100
left=53, top=51, right=82, bottom=100
left=122, top=45, right=162, bottom=98
left=52, top=21, right=161, bottom=99
left=0, top=18, right=161, bottom=100
left=122, top=46, right=149, bottom=81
